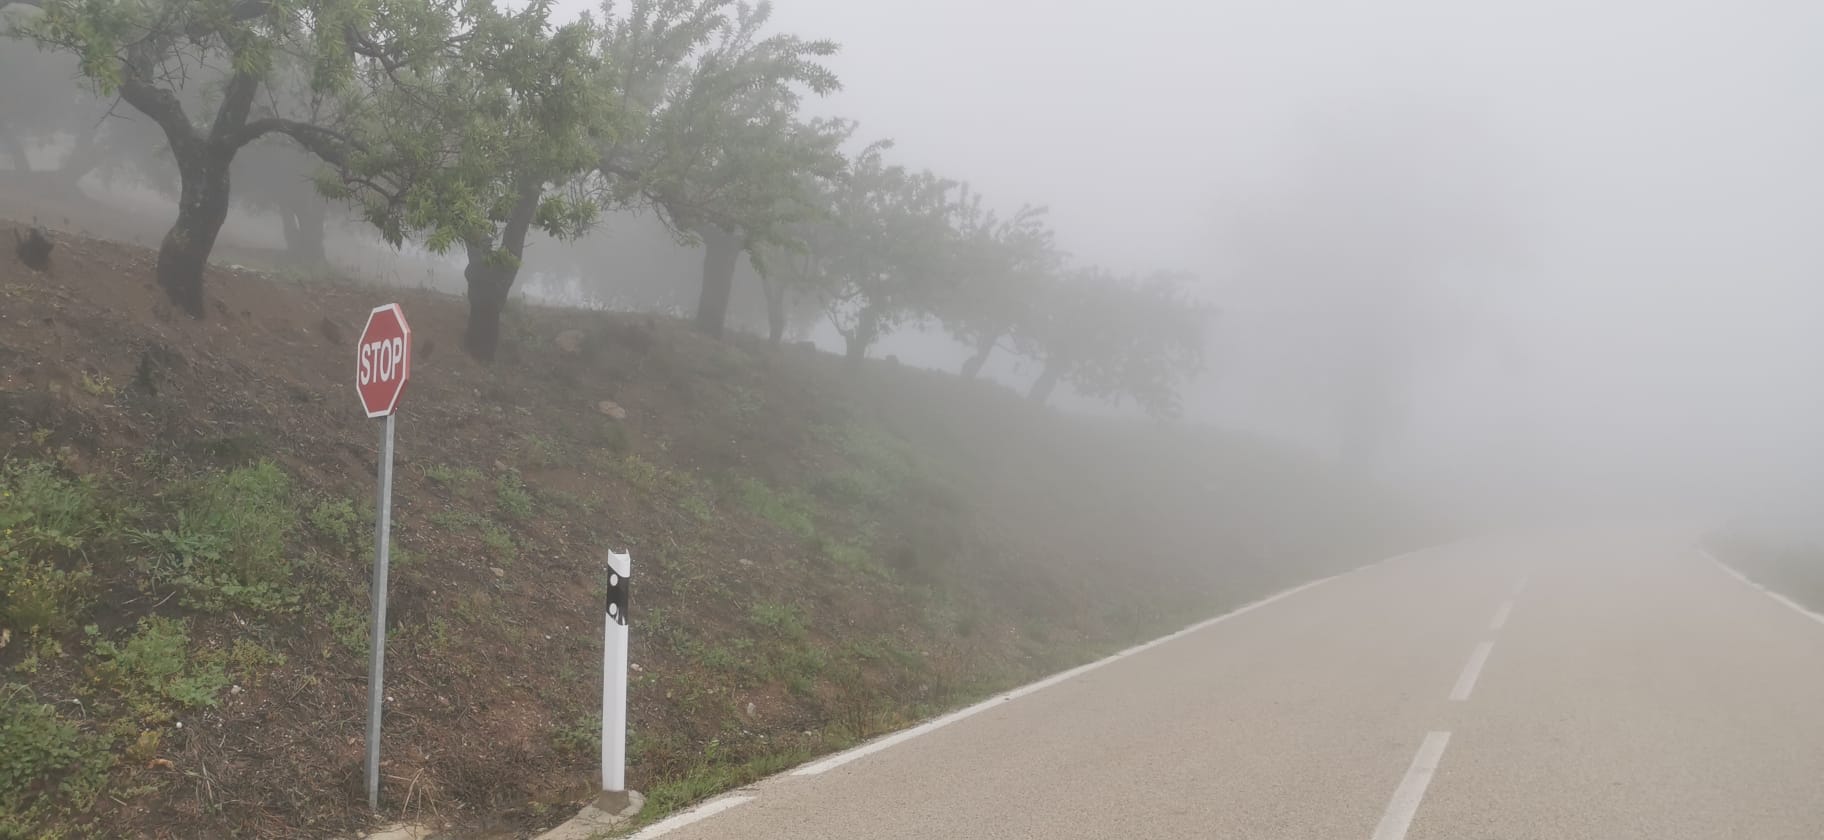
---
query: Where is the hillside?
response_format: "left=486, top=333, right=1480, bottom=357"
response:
left=0, top=218, right=1429, bottom=839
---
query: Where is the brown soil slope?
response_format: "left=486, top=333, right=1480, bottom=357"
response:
left=0, top=218, right=1428, bottom=839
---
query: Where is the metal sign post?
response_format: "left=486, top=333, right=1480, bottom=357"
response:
left=354, top=303, right=411, bottom=811
left=603, top=551, right=631, bottom=793
left=366, top=413, right=396, bottom=810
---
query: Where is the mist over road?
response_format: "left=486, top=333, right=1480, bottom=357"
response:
left=627, top=533, right=1824, bottom=840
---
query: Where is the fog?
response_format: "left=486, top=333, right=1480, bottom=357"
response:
left=750, top=0, right=1824, bottom=532
left=9, top=0, right=1824, bottom=534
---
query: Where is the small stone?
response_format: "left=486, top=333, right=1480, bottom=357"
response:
left=230, top=685, right=243, bottom=696
left=596, top=400, right=628, bottom=421
left=745, top=702, right=756, bottom=717
left=490, top=567, right=506, bottom=578
left=630, top=663, right=642, bottom=672
left=737, top=558, right=753, bottom=567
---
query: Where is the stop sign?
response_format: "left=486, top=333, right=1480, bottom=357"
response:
left=355, top=303, right=412, bottom=418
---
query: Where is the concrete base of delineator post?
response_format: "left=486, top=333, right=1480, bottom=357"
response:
left=534, top=790, right=645, bottom=840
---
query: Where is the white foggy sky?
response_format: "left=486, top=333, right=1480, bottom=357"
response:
left=548, top=0, right=1824, bottom=522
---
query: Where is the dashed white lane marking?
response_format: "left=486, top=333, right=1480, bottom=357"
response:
left=630, top=795, right=756, bottom=839
left=792, top=565, right=1380, bottom=777
left=1449, top=641, right=1495, bottom=702
left=1371, top=731, right=1452, bottom=840
left=1489, top=600, right=1514, bottom=632
left=1704, top=550, right=1824, bottom=627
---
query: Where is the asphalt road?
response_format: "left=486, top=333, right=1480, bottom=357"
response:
left=629, top=532, right=1824, bottom=840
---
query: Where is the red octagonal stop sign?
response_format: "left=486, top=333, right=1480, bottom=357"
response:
left=355, top=303, right=412, bottom=418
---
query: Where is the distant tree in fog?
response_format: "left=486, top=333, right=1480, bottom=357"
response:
left=933, top=193, right=1058, bottom=379
left=595, top=0, right=842, bottom=338
left=1020, top=267, right=1210, bottom=418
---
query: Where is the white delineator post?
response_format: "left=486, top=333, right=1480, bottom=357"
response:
left=602, top=550, right=631, bottom=793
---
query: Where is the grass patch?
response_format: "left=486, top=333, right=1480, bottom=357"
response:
left=521, top=434, right=566, bottom=469
left=495, top=471, right=534, bottom=520
left=748, top=601, right=808, bottom=640
left=129, top=461, right=300, bottom=615
left=820, top=538, right=883, bottom=578
left=306, top=497, right=363, bottom=552
left=0, top=683, right=113, bottom=834
left=90, top=617, right=228, bottom=726
left=737, top=479, right=816, bottom=540
left=635, top=741, right=815, bottom=828
left=0, top=461, right=113, bottom=637
left=481, top=522, right=516, bottom=564
left=424, top=463, right=483, bottom=488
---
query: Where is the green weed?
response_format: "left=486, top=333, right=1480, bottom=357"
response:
left=522, top=434, right=566, bottom=469
left=821, top=539, right=883, bottom=577
left=635, top=740, right=814, bottom=828
left=551, top=714, right=600, bottom=758
left=307, top=497, right=362, bottom=551
left=78, top=372, right=116, bottom=398
left=424, top=464, right=482, bottom=487
left=90, top=617, right=228, bottom=726
left=481, top=523, right=516, bottom=564
left=496, top=472, right=534, bottom=519
left=737, top=479, right=816, bottom=540
left=0, top=684, right=113, bottom=830
left=748, top=602, right=808, bottom=640
left=680, top=493, right=714, bottom=523
left=130, top=462, right=299, bottom=614
left=0, top=461, right=111, bottom=636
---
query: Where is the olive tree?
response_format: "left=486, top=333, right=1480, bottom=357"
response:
left=597, top=0, right=841, bottom=337
left=1019, top=267, right=1212, bottom=418
left=10, top=0, right=434, bottom=315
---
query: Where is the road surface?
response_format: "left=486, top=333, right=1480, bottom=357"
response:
left=629, top=531, right=1824, bottom=840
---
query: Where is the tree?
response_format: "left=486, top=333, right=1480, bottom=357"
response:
left=12, top=0, right=410, bottom=315
left=597, top=0, right=841, bottom=338
left=329, top=0, right=608, bottom=360
left=1019, top=267, right=1211, bottom=418
left=793, top=141, right=959, bottom=363
left=935, top=190, right=1058, bottom=379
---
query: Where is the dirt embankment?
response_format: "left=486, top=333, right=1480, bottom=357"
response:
left=0, top=217, right=1429, bottom=839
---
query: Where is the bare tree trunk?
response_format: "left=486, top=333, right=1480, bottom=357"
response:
left=694, top=225, right=742, bottom=338
left=462, top=179, right=544, bottom=362
left=960, top=332, right=999, bottom=379
left=464, top=259, right=514, bottom=362
left=843, top=306, right=882, bottom=365
left=157, top=148, right=233, bottom=317
left=760, top=273, right=788, bottom=345
left=280, top=195, right=327, bottom=266
left=1027, top=359, right=1064, bottom=404
left=1, top=126, right=31, bottom=173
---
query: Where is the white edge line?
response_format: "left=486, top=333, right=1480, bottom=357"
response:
left=1489, top=599, right=1514, bottom=632
left=1448, top=641, right=1495, bottom=702
left=628, top=795, right=757, bottom=839
left=790, top=559, right=1394, bottom=777
left=1370, top=731, right=1452, bottom=840
left=1701, top=549, right=1824, bottom=627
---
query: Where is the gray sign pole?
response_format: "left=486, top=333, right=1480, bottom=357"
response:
left=365, top=412, right=397, bottom=810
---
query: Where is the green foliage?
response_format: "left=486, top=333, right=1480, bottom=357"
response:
left=496, top=472, right=535, bottom=520
left=680, top=493, right=715, bottom=523
left=326, top=604, right=368, bottom=658
left=1019, top=267, right=1211, bottom=418
left=737, top=479, right=815, bottom=539
left=90, top=617, right=228, bottom=726
left=521, top=433, right=566, bottom=469
left=424, top=464, right=483, bottom=487
left=0, top=461, right=110, bottom=636
left=598, top=0, right=844, bottom=256
left=821, top=539, right=881, bottom=577
left=550, top=713, right=600, bottom=758
left=481, top=522, right=516, bottom=564
left=636, top=739, right=815, bottom=828
left=0, top=684, right=113, bottom=830
left=226, top=639, right=287, bottom=685
left=307, top=497, right=363, bottom=551
left=748, top=601, right=808, bottom=640
left=130, top=462, right=299, bottom=614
